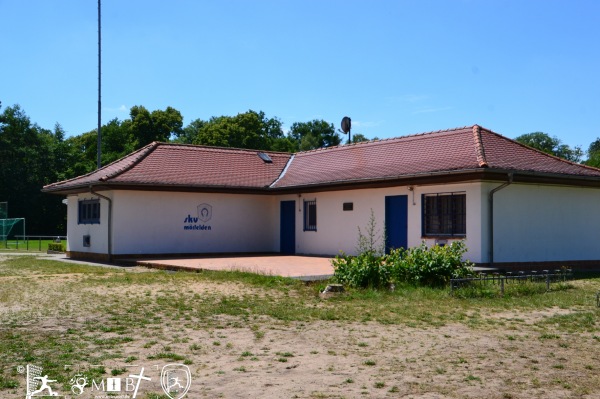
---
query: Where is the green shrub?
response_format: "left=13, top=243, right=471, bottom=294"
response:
left=331, top=212, right=473, bottom=289
left=47, top=243, right=65, bottom=252
left=331, top=251, right=390, bottom=289
left=332, top=241, right=473, bottom=289
left=388, top=241, right=473, bottom=287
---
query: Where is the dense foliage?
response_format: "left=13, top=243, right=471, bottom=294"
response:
left=332, top=211, right=473, bottom=288
left=2, top=100, right=598, bottom=235
left=0, top=102, right=357, bottom=234
left=332, top=241, right=474, bottom=289
left=514, top=132, right=583, bottom=162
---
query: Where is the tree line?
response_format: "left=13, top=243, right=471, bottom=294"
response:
left=0, top=102, right=370, bottom=234
left=1, top=101, right=599, bottom=234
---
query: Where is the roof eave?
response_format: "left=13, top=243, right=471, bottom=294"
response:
left=42, top=181, right=275, bottom=195
left=41, top=168, right=600, bottom=196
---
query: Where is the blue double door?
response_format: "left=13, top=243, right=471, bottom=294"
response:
left=385, top=195, right=408, bottom=253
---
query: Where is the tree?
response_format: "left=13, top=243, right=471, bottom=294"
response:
left=64, top=130, right=99, bottom=177
left=584, top=138, right=600, bottom=168
left=288, top=120, right=341, bottom=151
left=514, top=132, right=582, bottom=163
left=0, top=105, right=66, bottom=233
left=101, top=118, right=135, bottom=164
left=350, top=133, right=370, bottom=143
left=130, top=105, right=183, bottom=147
left=191, top=110, right=285, bottom=151
left=175, top=118, right=206, bottom=144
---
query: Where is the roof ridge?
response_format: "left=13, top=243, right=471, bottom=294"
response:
left=98, top=142, right=160, bottom=182
left=269, top=154, right=295, bottom=188
left=42, top=141, right=159, bottom=189
left=472, top=125, right=489, bottom=167
left=157, top=141, right=292, bottom=156
left=296, top=125, right=474, bottom=156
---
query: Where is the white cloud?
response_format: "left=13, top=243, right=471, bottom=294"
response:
left=104, top=105, right=129, bottom=113
left=351, top=120, right=383, bottom=128
left=411, top=106, right=453, bottom=114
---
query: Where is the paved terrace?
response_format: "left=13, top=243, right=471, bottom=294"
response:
left=135, top=255, right=335, bottom=281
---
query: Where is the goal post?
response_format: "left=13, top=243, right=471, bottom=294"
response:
left=0, top=202, right=26, bottom=249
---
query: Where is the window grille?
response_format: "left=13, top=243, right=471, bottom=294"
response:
left=303, top=200, right=317, bottom=231
left=422, top=193, right=466, bottom=237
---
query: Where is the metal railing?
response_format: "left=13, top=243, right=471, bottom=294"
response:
left=450, top=269, right=573, bottom=295
left=1, top=235, right=67, bottom=252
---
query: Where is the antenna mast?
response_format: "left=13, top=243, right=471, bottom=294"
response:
left=97, top=0, right=102, bottom=169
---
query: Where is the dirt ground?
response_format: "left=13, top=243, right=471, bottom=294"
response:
left=0, top=256, right=599, bottom=399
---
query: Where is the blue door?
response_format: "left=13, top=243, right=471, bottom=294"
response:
left=385, top=195, right=408, bottom=253
left=280, top=201, right=296, bottom=254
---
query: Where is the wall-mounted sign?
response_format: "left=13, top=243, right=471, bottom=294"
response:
left=183, top=203, right=213, bottom=231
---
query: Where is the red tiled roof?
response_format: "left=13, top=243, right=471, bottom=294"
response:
left=43, top=142, right=292, bottom=192
left=43, top=125, right=600, bottom=194
left=272, top=125, right=600, bottom=188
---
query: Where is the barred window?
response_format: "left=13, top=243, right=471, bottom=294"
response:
left=78, top=199, right=100, bottom=224
left=422, top=193, right=466, bottom=237
left=303, top=200, right=317, bottom=231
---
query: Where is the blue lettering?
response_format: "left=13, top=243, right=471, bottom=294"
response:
left=184, top=224, right=212, bottom=231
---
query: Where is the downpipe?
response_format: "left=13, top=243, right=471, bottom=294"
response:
left=90, top=185, right=112, bottom=262
left=488, top=173, right=513, bottom=267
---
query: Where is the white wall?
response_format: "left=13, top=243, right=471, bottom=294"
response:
left=488, top=183, right=600, bottom=263
left=110, top=191, right=277, bottom=255
left=66, top=182, right=600, bottom=264
left=66, top=193, right=111, bottom=254
left=276, top=182, right=484, bottom=262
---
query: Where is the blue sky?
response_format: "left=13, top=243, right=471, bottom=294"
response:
left=2, top=0, right=599, bottom=151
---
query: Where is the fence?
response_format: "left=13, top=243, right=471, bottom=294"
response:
left=1, top=235, right=67, bottom=252
left=450, top=269, right=573, bottom=295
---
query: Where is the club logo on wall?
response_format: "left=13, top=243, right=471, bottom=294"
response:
left=197, top=203, right=212, bottom=222
left=183, top=203, right=213, bottom=231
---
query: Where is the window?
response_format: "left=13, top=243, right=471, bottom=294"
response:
left=303, top=200, right=317, bottom=231
left=78, top=199, right=100, bottom=224
left=343, top=202, right=354, bottom=211
left=422, top=192, right=466, bottom=237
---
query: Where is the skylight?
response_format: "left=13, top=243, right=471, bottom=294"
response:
left=257, top=152, right=273, bottom=163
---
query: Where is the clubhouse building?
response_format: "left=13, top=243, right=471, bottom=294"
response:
left=43, top=125, right=600, bottom=270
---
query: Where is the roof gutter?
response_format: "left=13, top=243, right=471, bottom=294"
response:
left=488, top=173, right=513, bottom=267
left=90, top=185, right=112, bottom=262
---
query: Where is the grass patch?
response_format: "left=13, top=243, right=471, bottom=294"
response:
left=1, top=255, right=599, bottom=397
left=536, top=311, right=598, bottom=333
left=0, top=239, right=66, bottom=253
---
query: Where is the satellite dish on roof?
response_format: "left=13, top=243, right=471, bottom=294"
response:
left=341, top=116, right=351, bottom=134
left=340, top=116, right=352, bottom=144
